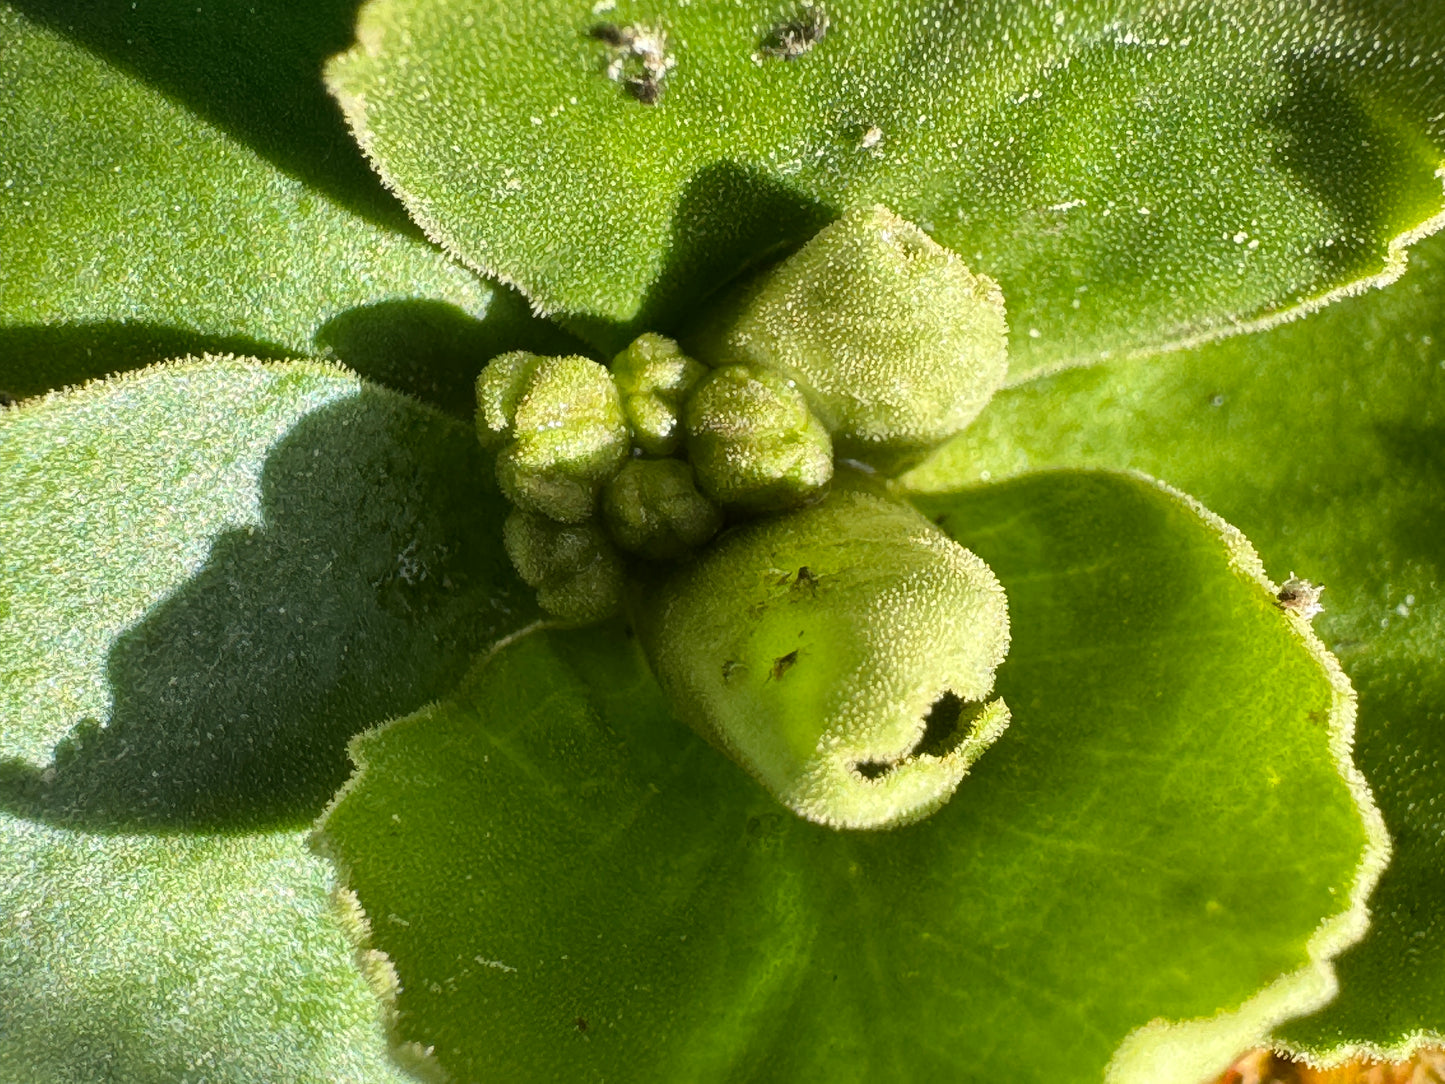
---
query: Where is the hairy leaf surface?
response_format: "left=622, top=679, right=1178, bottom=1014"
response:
left=904, top=229, right=1445, bottom=1061
left=0, top=358, right=532, bottom=1078
left=329, top=0, right=1445, bottom=360
left=319, top=471, right=1374, bottom=1083
left=0, top=4, right=577, bottom=412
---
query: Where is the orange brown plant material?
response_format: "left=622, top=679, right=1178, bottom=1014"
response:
left=1215, top=1047, right=1445, bottom=1084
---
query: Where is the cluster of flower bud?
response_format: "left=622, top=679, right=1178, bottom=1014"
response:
left=475, top=332, right=838, bottom=622
left=474, top=205, right=1016, bottom=831
left=476, top=205, right=1010, bottom=627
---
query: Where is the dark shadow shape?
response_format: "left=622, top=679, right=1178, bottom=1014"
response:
left=316, top=294, right=589, bottom=419
left=11, top=0, right=410, bottom=233
left=0, top=323, right=287, bottom=401
left=0, top=296, right=588, bottom=415
left=559, top=161, right=833, bottom=356
left=1263, top=58, right=1445, bottom=281
left=853, top=693, right=990, bottom=778
left=1372, top=419, right=1445, bottom=571
left=0, top=389, right=532, bottom=832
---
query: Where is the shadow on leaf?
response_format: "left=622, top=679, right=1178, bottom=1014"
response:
left=10, top=0, right=406, bottom=231
left=1262, top=57, right=1445, bottom=283
left=560, top=161, right=832, bottom=356
left=315, top=293, right=588, bottom=417
left=0, top=295, right=586, bottom=414
left=0, top=322, right=289, bottom=402
left=0, top=388, right=535, bottom=832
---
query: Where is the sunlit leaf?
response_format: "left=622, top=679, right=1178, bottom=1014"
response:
left=328, top=0, right=1445, bottom=362
left=0, top=357, right=534, bottom=1077
left=318, top=470, right=1375, bottom=1083
left=904, top=229, right=1445, bottom=1062
left=0, top=4, right=578, bottom=412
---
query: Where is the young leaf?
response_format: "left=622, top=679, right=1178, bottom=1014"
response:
left=0, top=5, right=578, bottom=412
left=688, top=205, right=1008, bottom=468
left=902, top=230, right=1445, bottom=1062
left=318, top=470, right=1374, bottom=1083
left=327, top=0, right=1445, bottom=360
left=637, top=484, right=1010, bottom=831
left=0, top=357, right=536, bottom=1078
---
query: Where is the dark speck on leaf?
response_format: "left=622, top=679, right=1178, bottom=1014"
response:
left=761, top=5, right=830, bottom=59
left=592, top=20, right=674, bottom=104
left=589, top=23, right=626, bottom=46
left=575, top=1016, right=589, bottom=1033
left=626, top=76, right=661, bottom=104
left=770, top=650, right=799, bottom=681
left=1276, top=573, right=1325, bottom=619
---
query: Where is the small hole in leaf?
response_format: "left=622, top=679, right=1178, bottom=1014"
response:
left=853, top=692, right=989, bottom=779
left=915, top=691, right=989, bottom=758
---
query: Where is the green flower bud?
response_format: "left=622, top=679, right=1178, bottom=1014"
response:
left=474, top=350, right=543, bottom=448
left=503, top=509, right=624, bottom=624
left=475, top=352, right=630, bottom=523
left=609, top=333, right=708, bottom=457
left=637, top=486, right=1010, bottom=830
left=683, top=364, right=833, bottom=514
left=693, top=205, right=1008, bottom=470
left=601, top=458, right=723, bottom=561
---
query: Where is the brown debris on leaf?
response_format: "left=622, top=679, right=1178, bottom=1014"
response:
left=1215, top=1047, right=1445, bottom=1084
left=760, top=4, right=829, bottom=59
left=1277, top=573, right=1325, bottom=619
left=591, top=22, right=675, bottom=103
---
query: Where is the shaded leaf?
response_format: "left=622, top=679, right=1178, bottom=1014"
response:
left=318, top=470, right=1375, bottom=1083
left=903, top=230, right=1445, bottom=1060
left=0, top=5, right=579, bottom=412
left=0, top=358, right=534, bottom=1078
left=328, top=0, right=1445, bottom=361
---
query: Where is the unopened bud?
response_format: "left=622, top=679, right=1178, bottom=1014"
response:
left=684, top=364, right=832, bottom=514
left=610, top=333, right=708, bottom=457
left=602, top=458, right=723, bottom=561
left=503, top=510, right=624, bottom=623
left=476, top=352, right=629, bottom=523
left=637, top=485, right=1010, bottom=830
left=694, top=205, right=1008, bottom=470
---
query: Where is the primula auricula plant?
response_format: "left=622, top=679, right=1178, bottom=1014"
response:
left=480, top=206, right=1013, bottom=829
left=3, top=1, right=1445, bottom=1082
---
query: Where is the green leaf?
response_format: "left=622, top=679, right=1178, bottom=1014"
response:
left=0, top=358, right=535, bottom=1077
left=902, top=230, right=1445, bottom=1060
left=0, top=827, right=414, bottom=1084
left=317, top=470, right=1376, bottom=1083
left=0, top=3, right=578, bottom=413
left=327, top=0, right=1445, bottom=361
